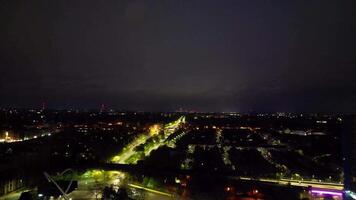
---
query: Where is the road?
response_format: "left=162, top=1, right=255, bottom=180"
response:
left=111, top=116, right=186, bottom=164
left=0, top=191, right=25, bottom=200
left=144, top=192, right=174, bottom=200
left=66, top=177, right=177, bottom=200
left=236, top=176, right=343, bottom=190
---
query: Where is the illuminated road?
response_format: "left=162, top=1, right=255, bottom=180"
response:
left=128, top=183, right=173, bottom=198
left=128, top=184, right=176, bottom=200
left=144, top=192, right=174, bottom=200
left=68, top=185, right=175, bottom=200
left=236, top=177, right=343, bottom=190
left=111, top=116, right=186, bottom=164
left=0, top=129, right=59, bottom=143
left=112, top=134, right=151, bottom=164
left=66, top=171, right=177, bottom=200
left=0, top=190, right=27, bottom=200
left=67, top=189, right=100, bottom=200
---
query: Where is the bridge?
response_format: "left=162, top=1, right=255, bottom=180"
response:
left=79, top=162, right=343, bottom=191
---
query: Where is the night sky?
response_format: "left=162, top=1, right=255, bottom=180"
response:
left=0, top=0, right=355, bottom=112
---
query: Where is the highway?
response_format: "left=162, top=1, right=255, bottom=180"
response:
left=236, top=176, right=343, bottom=190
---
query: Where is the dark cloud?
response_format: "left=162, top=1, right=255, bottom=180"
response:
left=0, top=0, right=355, bottom=112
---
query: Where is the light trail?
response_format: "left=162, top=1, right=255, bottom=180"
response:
left=234, top=177, right=343, bottom=190
left=127, top=183, right=173, bottom=197
left=311, top=189, right=343, bottom=196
